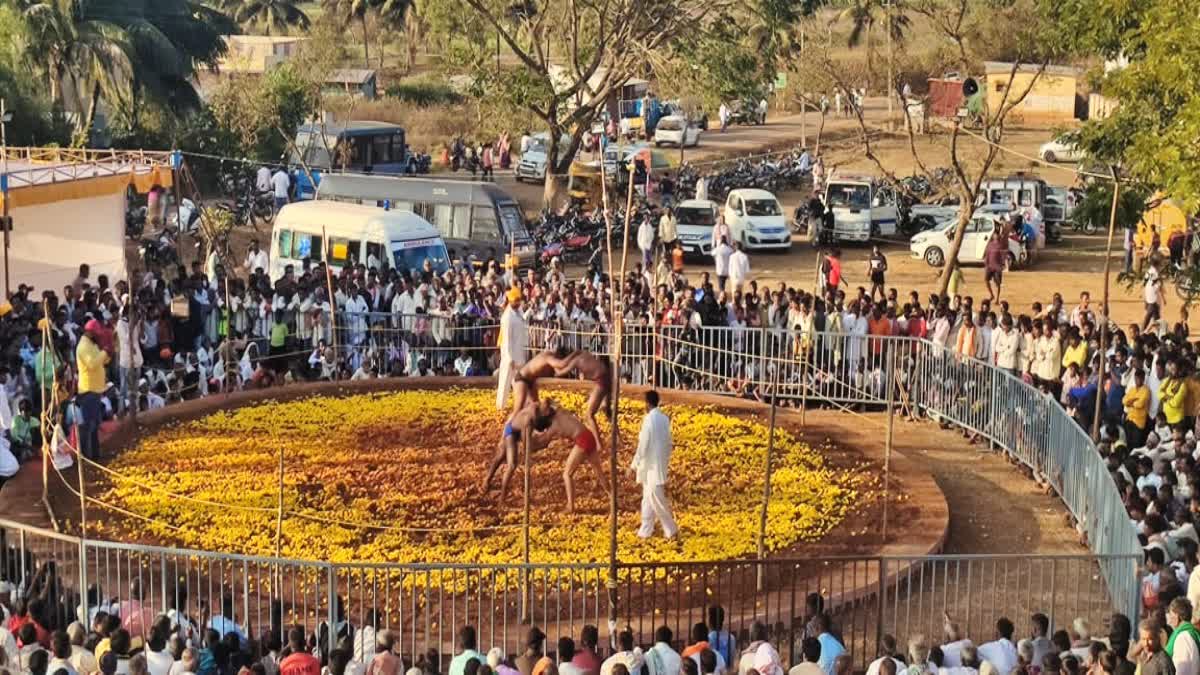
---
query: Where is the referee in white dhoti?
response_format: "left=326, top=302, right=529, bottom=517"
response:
left=495, top=288, right=529, bottom=410
left=631, top=390, right=678, bottom=539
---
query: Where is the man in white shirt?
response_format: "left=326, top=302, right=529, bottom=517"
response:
left=1167, top=597, right=1200, bottom=675
left=496, top=289, right=529, bottom=410
left=632, top=390, right=677, bottom=539
left=992, top=316, right=1020, bottom=375
left=271, top=168, right=291, bottom=210
left=49, top=632, right=80, bottom=675
left=976, top=618, right=1018, bottom=675
left=558, top=638, right=586, bottom=675
left=712, top=239, right=733, bottom=292
left=244, top=241, right=269, bottom=276
left=865, top=635, right=905, bottom=675
left=448, top=626, right=482, bottom=675
left=645, top=627, right=681, bottom=675
left=256, top=165, right=272, bottom=193
left=729, top=243, right=750, bottom=292
left=638, top=217, right=656, bottom=270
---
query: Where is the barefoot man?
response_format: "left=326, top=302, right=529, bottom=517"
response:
left=538, top=403, right=609, bottom=513
left=511, top=347, right=572, bottom=411
left=554, top=350, right=612, bottom=441
left=481, top=399, right=554, bottom=497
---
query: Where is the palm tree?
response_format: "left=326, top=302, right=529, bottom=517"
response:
left=228, top=0, right=311, bottom=34
left=16, top=0, right=231, bottom=138
left=839, top=0, right=908, bottom=90
left=322, top=0, right=379, bottom=69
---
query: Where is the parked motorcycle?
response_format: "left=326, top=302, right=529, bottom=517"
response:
left=139, top=229, right=180, bottom=269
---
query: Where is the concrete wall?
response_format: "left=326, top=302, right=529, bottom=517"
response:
left=986, top=71, right=1077, bottom=124
left=0, top=192, right=125, bottom=292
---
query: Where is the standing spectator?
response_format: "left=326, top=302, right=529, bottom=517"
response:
left=557, top=639, right=583, bottom=675
left=279, top=628, right=319, bottom=675
left=570, top=627, right=601, bottom=675
left=516, top=628, right=548, bottom=675
left=1138, top=619, right=1176, bottom=675
left=481, top=144, right=495, bottom=182
left=977, top=618, right=1018, bottom=675
left=1166, top=598, right=1199, bottom=675
left=814, top=614, right=844, bottom=675
left=1144, top=261, right=1164, bottom=331
left=1124, top=369, right=1151, bottom=448
left=788, top=640, right=823, bottom=675
left=984, top=230, right=1008, bottom=302
left=644, top=627, right=680, bottom=675
left=365, top=631, right=403, bottom=675
left=729, top=243, right=750, bottom=293
left=76, top=319, right=110, bottom=460
left=707, top=608, right=736, bottom=670
left=719, top=103, right=730, bottom=132
left=271, top=168, right=291, bottom=211
left=659, top=209, right=678, bottom=253
left=632, top=390, right=677, bottom=539
left=115, top=306, right=142, bottom=416
left=449, top=627, right=481, bottom=675
left=712, top=239, right=733, bottom=293
left=867, top=245, right=887, bottom=302
left=638, top=217, right=656, bottom=270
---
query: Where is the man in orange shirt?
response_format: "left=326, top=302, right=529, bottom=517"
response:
left=866, top=305, right=892, bottom=369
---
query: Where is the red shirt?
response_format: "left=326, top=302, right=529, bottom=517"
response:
left=571, top=649, right=602, bottom=675
left=279, top=651, right=321, bottom=675
left=14, top=616, right=52, bottom=648
left=827, top=257, right=842, bottom=287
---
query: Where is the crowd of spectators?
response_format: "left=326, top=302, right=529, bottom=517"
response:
left=3, top=559, right=1196, bottom=675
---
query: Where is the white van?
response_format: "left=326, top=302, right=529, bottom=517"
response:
left=722, top=189, right=791, bottom=250
left=824, top=174, right=899, bottom=242
left=270, top=201, right=451, bottom=280
left=674, top=199, right=719, bottom=256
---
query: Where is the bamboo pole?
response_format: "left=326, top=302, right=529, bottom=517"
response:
left=882, top=346, right=896, bottom=543
left=1092, top=170, right=1121, bottom=441
left=322, top=225, right=340, bottom=378
left=755, top=363, right=780, bottom=591
left=275, top=444, right=285, bottom=558
left=521, top=424, right=532, bottom=622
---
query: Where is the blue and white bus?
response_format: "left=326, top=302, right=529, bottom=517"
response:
left=291, top=121, right=408, bottom=199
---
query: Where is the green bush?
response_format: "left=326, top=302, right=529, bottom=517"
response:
left=384, top=81, right=463, bottom=107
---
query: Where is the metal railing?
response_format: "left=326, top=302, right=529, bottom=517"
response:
left=529, top=324, right=1142, bottom=619
left=0, top=519, right=1134, bottom=670
left=4, top=322, right=1141, bottom=667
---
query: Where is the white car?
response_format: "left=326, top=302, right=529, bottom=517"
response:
left=674, top=199, right=718, bottom=256
left=654, top=115, right=700, bottom=147
left=1038, top=137, right=1082, bottom=163
left=910, top=211, right=1026, bottom=268
left=723, top=188, right=791, bottom=250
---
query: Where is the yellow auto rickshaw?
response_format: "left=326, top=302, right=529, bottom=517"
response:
left=568, top=160, right=605, bottom=211
left=1135, top=193, right=1189, bottom=254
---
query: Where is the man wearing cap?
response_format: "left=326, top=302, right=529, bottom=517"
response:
left=76, top=319, right=111, bottom=460
left=496, top=289, right=529, bottom=411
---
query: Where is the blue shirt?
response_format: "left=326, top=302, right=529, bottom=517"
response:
left=817, top=633, right=845, bottom=675
left=707, top=630, right=736, bottom=669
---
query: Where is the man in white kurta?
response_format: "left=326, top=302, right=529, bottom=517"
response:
left=632, top=390, right=677, bottom=539
left=495, top=289, right=529, bottom=410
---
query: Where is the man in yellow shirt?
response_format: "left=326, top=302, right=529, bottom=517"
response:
left=1159, top=359, right=1188, bottom=432
left=1122, top=368, right=1151, bottom=448
left=76, top=319, right=111, bottom=460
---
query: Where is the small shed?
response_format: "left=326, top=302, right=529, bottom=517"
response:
left=325, top=69, right=378, bottom=100
left=983, top=62, right=1080, bottom=125
left=927, top=77, right=966, bottom=118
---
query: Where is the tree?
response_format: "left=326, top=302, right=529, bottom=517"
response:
left=810, top=0, right=1064, bottom=295
left=838, top=0, right=908, bottom=89
left=226, top=0, right=311, bottom=34
left=14, top=0, right=231, bottom=140
left=322, top=0, right=380, bottom=69
left=1056, top=0, right=1200, bottom=212
left=459, top=0, right=709, bottom=205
